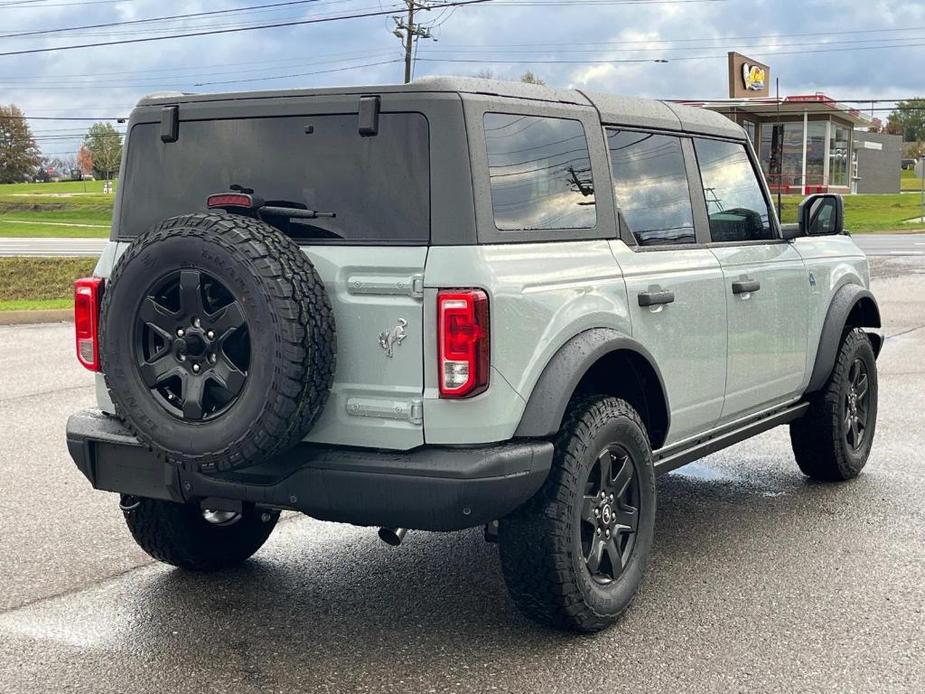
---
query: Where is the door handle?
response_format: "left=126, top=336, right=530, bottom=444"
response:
left=732, top=279, right=761, bottom=295
left=638, top=288, right=675, bottom=307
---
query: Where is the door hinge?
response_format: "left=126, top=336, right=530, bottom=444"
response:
left=346, top=397, right=423, bottom=426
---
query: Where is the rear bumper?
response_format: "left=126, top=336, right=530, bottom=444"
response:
left=65, top=409, right=553, bottom=531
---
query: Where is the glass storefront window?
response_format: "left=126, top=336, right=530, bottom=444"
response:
left=805, top=122, right=827, bottom=187
left=829, top=123, right=850, bottom=187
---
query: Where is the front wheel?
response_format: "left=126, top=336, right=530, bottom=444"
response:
left=498, top=396, right=656, bottom=632
left=123, top=498, right=280, bottom=571
left=790, top=328, right=878, bottom=481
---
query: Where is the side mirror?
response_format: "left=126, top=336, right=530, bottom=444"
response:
left=798, top=194, right=844, bottom=236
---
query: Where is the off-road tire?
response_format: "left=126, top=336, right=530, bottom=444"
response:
left=123, top=498, right=280, bottom=571
left=99, top=212, right=335, bottom=473
left=790, top=328, right=878, bottom=481
left=498, top=396, right=656, bottom=633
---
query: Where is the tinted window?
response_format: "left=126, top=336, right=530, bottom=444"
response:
left=606, top=129, right=695, bottom=246
left=484, top=113, right=596, bottom=231
left=695, top=138, right=774, bottom=243
left=119, top=113, right=430, bottom=243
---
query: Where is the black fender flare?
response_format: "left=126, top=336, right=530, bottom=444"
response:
left=806, top=284, right=882, bottom=393
left=514, top=328, right=670, bottom=440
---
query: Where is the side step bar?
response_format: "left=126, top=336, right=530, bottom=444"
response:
left=653, top=402, right=810, bottom=476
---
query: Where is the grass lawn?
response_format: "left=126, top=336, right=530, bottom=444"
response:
left=776, top=193, right=925, bottom=232
left=0, top=256, right=96, bottom=311
left=0, top=180, right=113, bottom=238
left=902, top=168, right=924, bottom=193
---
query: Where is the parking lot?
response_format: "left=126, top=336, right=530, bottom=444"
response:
left=1, top=255, right=923, bottom=693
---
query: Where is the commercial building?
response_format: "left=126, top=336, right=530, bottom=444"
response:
left=679, top=54, right=902, bottom=195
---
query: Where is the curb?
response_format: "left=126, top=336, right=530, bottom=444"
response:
left=0, top=309, right=73, bottom=326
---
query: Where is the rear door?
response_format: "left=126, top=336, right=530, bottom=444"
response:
left=691, top=137, right=809, bottom=421
left=605, top=129, right=727, bottom=445
left=117, top=96, right=436, bottom=449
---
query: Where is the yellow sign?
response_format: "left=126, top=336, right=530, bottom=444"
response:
left=742, top=64, right=767, bottom=91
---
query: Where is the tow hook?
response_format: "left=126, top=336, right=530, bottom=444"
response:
left=119, top=494, right=141, bottom=513
left=378, top=527, right=407, bottom=546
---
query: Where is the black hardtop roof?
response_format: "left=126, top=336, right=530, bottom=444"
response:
left=137, top=76, right=744, bottom=140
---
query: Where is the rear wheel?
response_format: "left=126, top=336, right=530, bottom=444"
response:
left=790, top=328, right=878, bottom=481
left=123, top=497, right=280, bottom=571
left=498, top=396, right=656, bottom=632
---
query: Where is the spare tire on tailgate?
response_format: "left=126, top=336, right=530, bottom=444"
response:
left=99, top=212, right=336, bottom=473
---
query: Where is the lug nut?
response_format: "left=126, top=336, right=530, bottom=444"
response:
left=207, top=330, right=215, bottom=339
left=179, top=354, right=186, bottom=361
left=605, top=529, right=611, bottom=538
left=609, top=493, right=614, bottom=502
left=594, top=508, right=600, bottom=517
left=193, top=317, right=201, bottom=328
left=209, top=353, right=217, bottom=364
left=596, top=528, right=601, bottom=535
left=177, top=328, right=185, bottom=337
left=192, top=364, right=200, bottom=373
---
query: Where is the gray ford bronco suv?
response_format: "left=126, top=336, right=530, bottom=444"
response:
left=66, top=77, right=881, bottom=632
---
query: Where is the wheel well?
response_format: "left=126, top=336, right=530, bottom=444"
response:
left=572, top=349, right=669, bottom=450
left=846, top=296, right=881, bottom=329
left=846, top=296, right=882, bottom=355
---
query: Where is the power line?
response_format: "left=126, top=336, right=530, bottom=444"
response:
left=0, top=0, right=499, bottom=57
left=0, top=0, right=327, bottom=39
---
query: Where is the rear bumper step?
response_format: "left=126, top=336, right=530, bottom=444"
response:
left=65, top=409, right=554, bottom=531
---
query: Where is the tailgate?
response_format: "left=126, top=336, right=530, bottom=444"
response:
left=299, top=245, right=427, bottom=450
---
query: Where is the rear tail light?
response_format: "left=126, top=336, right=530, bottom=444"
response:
left=74, top=277, right=104, bottom=371
left=438, top=289, right=489, bottom=398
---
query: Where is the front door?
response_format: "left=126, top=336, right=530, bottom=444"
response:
left=691, top=137, right=809, bottom=421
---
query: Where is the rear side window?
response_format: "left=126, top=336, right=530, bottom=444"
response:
left=606, top=129, right=695, bottom=246
left=119, top=113, right=430, bottom=243
left=694, top=138, right=774, bottom=243
left=483, top=113, right=596, bottom=231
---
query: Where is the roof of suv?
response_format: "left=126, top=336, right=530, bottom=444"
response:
left=137, top=76, right=743, bottom=140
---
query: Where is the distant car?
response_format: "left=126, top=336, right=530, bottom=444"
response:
left=66, top=78, right=882, bottom=633
left=902, top=158, right=916, bottom=170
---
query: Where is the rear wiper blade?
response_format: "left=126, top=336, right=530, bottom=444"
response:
left=260, top=204, right=335, bottom=220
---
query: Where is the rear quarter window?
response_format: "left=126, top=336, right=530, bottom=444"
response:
left=118, top=113, right=430, bottom=243
left=483, top=113, right=597, bottom=232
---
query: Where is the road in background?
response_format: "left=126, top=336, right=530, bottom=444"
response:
left=0, top=237, right=107, bottom=257
left=0, top=233, right=923, bottom=258
left=0, top=258, right=923, bottom=693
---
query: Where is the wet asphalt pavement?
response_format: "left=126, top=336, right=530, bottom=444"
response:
left=1, top=257, right=923, bottom=693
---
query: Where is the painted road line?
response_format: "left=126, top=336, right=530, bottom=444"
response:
left=0, top=220, right=110, bottom=228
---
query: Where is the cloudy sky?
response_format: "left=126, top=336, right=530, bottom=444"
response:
left=1, top=0, right=922, bottom=160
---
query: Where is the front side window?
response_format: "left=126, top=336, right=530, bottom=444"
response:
left=695, top=138, right=774, bottom=243
left=606, top=129, right=695, bottom=246
left=483, top=113, right=596, bottom=231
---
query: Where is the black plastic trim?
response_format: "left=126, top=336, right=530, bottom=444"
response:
left=807, top=284, right=882, bottom=393
left=66, top=409, right=553, bottom=532
left=514, top=328, right=670, bottom=440
left=654, top=402, right=809, bottom=475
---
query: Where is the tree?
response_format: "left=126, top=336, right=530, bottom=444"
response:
left=83, top=122, right=123, bottom=180
left=0, top=105, right=42, bottom=183
left=885, top=99, right=925, bottom=142
left=520, top=71, right=546, bottom=86
left=77, top=145, right=93, bottom=177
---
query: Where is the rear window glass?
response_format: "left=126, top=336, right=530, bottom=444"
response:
left=483, top=113, right=596, bottom=231
left=119, top=113, right=430, bottom=243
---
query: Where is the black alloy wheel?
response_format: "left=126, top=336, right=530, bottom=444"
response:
left=135, top=269, right=250, bottom=422
left=580, top=446, right=640, bottom=584
left=843, top=357, right=870, bottom=452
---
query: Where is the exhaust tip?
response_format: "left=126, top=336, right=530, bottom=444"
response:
left=378, top=527, right=407, bottom=546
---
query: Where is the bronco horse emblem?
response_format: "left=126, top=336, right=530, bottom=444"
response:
left=378, top=318, right=408, bottom=358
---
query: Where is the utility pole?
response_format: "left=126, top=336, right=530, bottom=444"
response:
left=393, top=1, right=433, bottom=84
